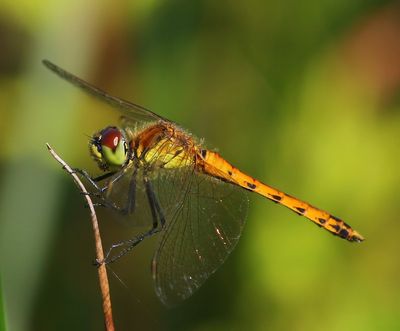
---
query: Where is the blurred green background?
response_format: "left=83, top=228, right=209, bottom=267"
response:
left=0, top=0, right=400, bottom=330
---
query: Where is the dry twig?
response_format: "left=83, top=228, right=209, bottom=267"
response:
left=46, top=143, right=115, bottom=331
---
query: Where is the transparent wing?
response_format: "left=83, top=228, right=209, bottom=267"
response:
left=88, top=164, right=159, bottom=229
left=151, top=167, right=249, bottom=306
left=42, top=59, right=166, bottom=123
left=77, top=112, right=247, bottom=306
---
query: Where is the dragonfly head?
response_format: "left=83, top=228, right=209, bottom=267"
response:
left=89, top=126, right=129, bottom=171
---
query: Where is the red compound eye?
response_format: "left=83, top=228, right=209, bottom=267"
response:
left=100, top=127, right=121, bottom=151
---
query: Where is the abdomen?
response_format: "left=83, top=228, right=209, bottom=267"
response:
left=196, top=149, right=364, bottom=242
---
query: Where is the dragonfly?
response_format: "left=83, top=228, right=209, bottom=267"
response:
left=43, top=60, right=364, bottom=306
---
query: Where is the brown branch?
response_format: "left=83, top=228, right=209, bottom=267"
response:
left=46, top=143, right=115, bottom=331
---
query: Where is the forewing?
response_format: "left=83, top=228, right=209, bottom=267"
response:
left=42, top=60, right=165, bottom=123
left=151, top=168, right=249, bottom=306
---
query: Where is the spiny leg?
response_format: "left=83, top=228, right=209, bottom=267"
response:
left=100, top=175, right=166, bottom=264
left=74, top=167, right=139, bottom=214
left=72, top=168, right=116, bottom=192
left=97, top=167, right=138, bottom=215
left=74, top=167, right=132, bottom=194
left=145, top=175, right=166, bottom=228
left=72, top=168, right=117, bottom=208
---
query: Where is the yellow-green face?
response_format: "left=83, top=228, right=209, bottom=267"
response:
left=89, top=126, right=129, bottom=171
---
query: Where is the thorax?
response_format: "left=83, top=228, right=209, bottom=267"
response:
left=130, top=121, right=197, bottom=169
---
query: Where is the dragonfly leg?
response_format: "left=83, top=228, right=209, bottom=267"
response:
left=145, top=176, right=166, bottom=228
left=98, top=226, right=161, bottom=265
left=72, top=168, right=116, bottom=192
left=97, top=168, right=137, bottom=215
left=98, top=176, right=165, bottom=264
left=73, top=167, right=139, bottom=215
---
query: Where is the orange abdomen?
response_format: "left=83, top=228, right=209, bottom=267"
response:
left=197, top=149, right=364, bottom=242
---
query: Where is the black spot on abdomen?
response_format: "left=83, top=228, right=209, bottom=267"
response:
left=272, top=195, right=282, bottom=201
left=338, top=228, right=349, bottom=238
left=329, top=224, right=340, bottom=232
left=247, top=182, right=256, bottom=190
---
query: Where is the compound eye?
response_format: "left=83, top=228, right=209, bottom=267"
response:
left=100, top=127, right=122, bottom=151
left=98, top=127, right=128, bottom=167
